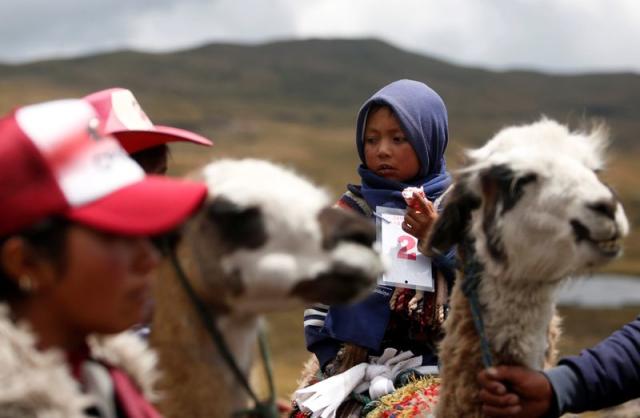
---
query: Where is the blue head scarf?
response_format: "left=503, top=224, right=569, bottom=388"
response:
left=355, top=79, right=451, bottom=209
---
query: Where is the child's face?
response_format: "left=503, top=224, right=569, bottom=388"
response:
left=363, top=107, right=420, bottom=182
left=40, top=225, right=160, bottom=337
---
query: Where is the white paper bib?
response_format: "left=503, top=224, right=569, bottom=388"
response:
left=375, top=206, right=433, bottom=291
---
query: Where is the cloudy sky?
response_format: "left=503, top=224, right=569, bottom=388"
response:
left=1, top=0, right=638, bottom=74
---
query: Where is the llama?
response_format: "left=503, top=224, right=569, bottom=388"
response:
left=149, top=159, right=384, bottom=418
left=427, top=119, right=629, bottom=417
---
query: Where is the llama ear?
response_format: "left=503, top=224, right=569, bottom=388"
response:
left=318, top=207, right=376, bottom=250
left=478, top=164, right=538, bottom=262
left=479, top=164, right=536, bottom=215
left=426, top=178, right=481, bottom=254
left=206, top=197, right=268, bottom=250
left=479, top=165, right=509, bottom=214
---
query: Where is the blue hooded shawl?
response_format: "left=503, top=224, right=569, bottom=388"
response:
left=304, top=80, right=453, bottom=369
left=356, top=79, right=451, bottom=209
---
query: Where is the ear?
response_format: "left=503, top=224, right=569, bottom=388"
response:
left=0, top=237, right=53, bottom=292
left=318, top=207, right=376, bottom=250
left=480, top=164, right=537, bottom=215
left=426, top=178, right=481, bottom=254
left=478, top=165, right=509, bottom=262
left=478, top=164, right=537, bottom=262
left=1, top=237, right=27, bottom=284
left=206, top=197, right=268, bottom=250
left=479, top=165, right=506, bottom=213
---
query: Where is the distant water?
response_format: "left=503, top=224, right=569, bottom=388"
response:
left=557, top=274, right=640, bottom=307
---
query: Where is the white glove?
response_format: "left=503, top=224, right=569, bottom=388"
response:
left=294, top=348, right=431, bottom=418
left=294, top=363, right=367, bottom=418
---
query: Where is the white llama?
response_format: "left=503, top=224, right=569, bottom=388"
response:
left=428, top=119, right=629, bottom=417
left=149, top=159, right=384, bottom=418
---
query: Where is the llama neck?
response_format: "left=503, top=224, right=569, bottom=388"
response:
left=478, top=270, right=561, bottom=369
left=151, top=261, right=262, bottom=416
left=216, top=314, right=261, bottom=372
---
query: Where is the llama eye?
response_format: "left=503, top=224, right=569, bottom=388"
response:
left=514, top=173, right=538, bottom=192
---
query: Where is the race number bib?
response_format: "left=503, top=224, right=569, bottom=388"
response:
left=375, top=206, right=434, bottom=291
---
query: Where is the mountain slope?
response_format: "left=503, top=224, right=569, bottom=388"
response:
left=1, top=38, right=638, bottom=147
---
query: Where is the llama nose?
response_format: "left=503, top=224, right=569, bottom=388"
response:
left=587, top=199, right=617, bottom=220
left=318, top=207, right=377, bottom=249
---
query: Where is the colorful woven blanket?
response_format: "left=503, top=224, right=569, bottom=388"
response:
left=365, top=376, right=439, bottom=418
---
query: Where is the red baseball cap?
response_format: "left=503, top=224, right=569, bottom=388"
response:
left=84, top=88, right=213, bottom=154
left=0, top=99, right=207, bottom=237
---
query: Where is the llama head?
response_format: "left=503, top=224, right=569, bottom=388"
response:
left=428, top=118, right=629, bottom=281
left=183, top=159, right=382, bottom=313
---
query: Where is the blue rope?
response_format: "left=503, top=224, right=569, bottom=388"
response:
left=461, top=257, right=494, bottom=368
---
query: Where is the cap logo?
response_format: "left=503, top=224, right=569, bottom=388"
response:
left=88, top=117, right=101, bottom=141
left=111, top=90, right=154, bottom=130
left=93, top=149, right=121, bottom=170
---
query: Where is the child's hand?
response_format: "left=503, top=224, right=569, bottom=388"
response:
left=402, top=191, right=437, bottom=240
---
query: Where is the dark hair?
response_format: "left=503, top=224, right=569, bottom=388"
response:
left=130, top=144, right=170, bottom=174
left=367, top=103, right=394, bottom=118
left=369, top=103, right=390, bottom=112
left=0, top=217, right=70, bottom=301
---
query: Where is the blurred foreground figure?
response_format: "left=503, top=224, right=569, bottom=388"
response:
left=0, top=98, right=206, bottom=417
left=148, top=158, right=385, bottom=417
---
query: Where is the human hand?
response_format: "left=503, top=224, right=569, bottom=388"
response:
left=402, top=192, right=437, bottom=240
left=477, top=366, right=554, bottom=418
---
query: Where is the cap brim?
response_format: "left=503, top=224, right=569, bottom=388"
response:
left=112, top=126, right=213, bottom=154
left=66, top=176, right=207, bottom=236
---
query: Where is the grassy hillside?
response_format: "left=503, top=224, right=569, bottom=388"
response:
left=1, top=38, right=639, bottom=272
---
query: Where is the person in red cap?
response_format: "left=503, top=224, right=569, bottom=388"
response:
left=0, top=98, right=207, bottom=417
left=85, top=87, right=213, bottom=174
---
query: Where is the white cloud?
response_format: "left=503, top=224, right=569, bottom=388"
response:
left=129, top=0, right=299, bottom=50
left=0, top=0, right=639, bottom=73
left=288, top=0, right=640, bottom=73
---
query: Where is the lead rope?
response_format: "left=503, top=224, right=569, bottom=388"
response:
left=233, top=329, right=278, bottom=418
left=461, top=255, right=494, bottom=368
left=166, top=242, right=278, bottom=418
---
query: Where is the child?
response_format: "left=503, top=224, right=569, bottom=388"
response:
left=85, top=87, right=213, bottom=174
left=299, top=79, right=455, bottom=415
left=0, top=98, right=207, bottom=417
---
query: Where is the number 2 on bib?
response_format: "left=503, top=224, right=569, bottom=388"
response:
left=397, top=234, right=417, bottom=260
